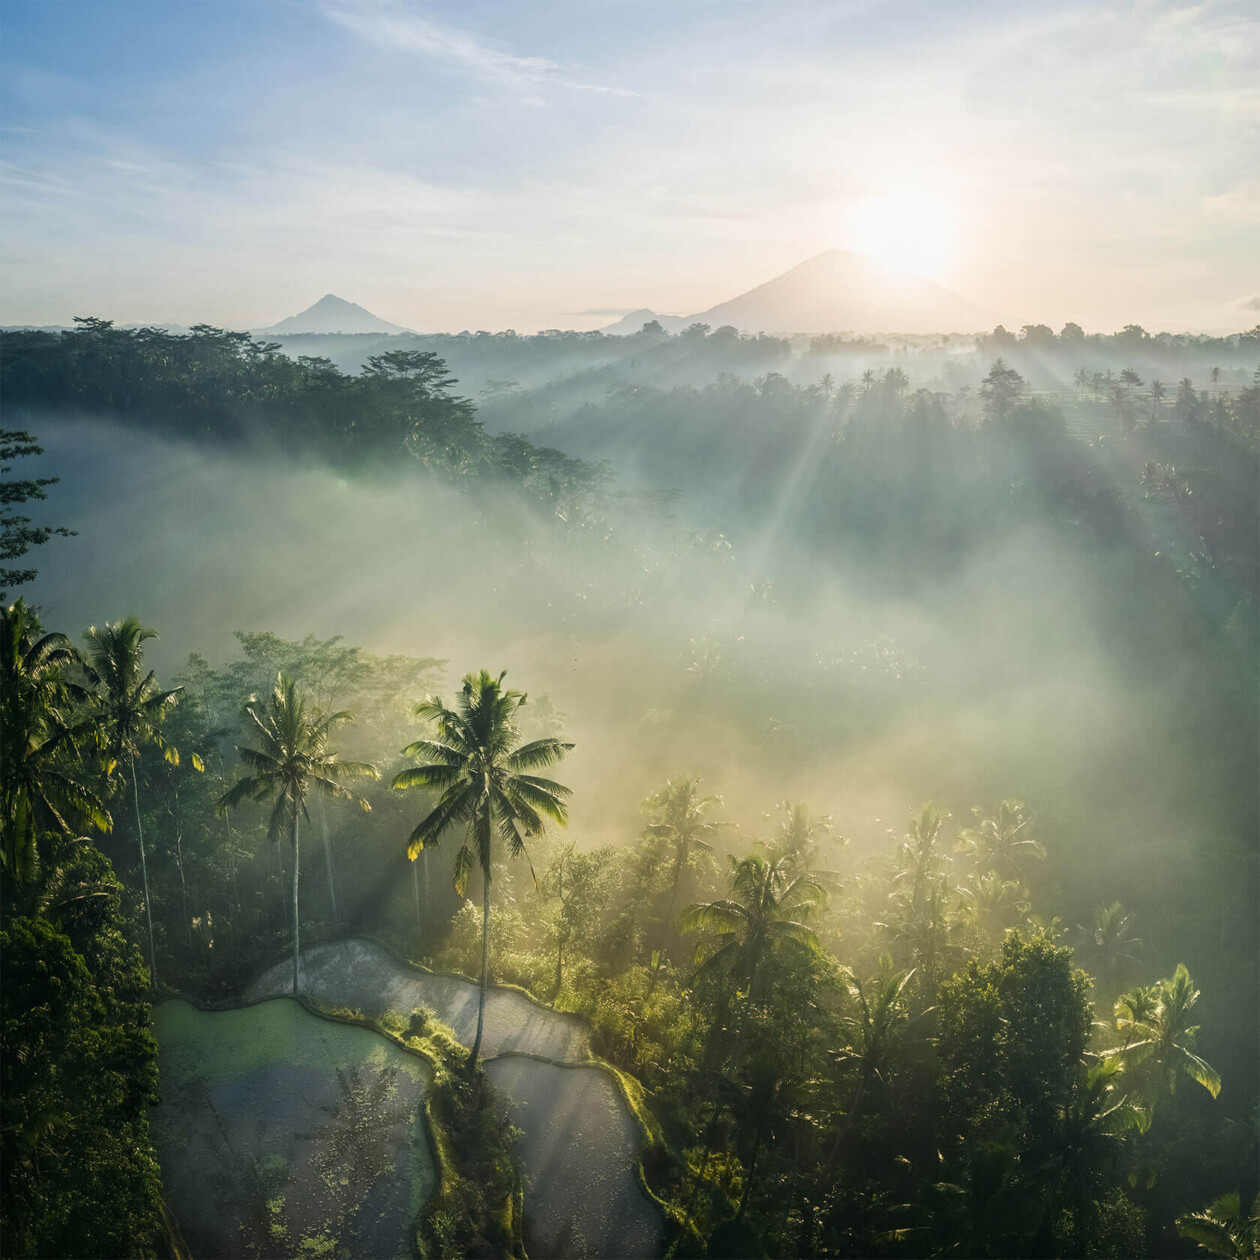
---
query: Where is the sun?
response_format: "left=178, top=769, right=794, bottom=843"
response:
left=850, top=193, right=956, bottom=280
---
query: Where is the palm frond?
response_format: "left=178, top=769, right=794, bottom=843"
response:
left=679, top=899, right=748, bottom=934
left=392, top=763, right=464, bottom=793
left=504, top=737, right=576, bottom=771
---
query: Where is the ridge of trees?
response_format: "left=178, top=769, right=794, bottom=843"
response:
left=0, top=320, right=609, bottom=508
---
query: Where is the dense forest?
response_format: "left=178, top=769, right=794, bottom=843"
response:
left=2, top=323, right=1257, bottom=1258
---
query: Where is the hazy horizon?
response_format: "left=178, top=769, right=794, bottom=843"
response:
left=2, top=0, right=1257, bottom=334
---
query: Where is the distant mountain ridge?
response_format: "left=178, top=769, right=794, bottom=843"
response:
left=603, top=250, right=1003, bottom=337
left=258, top=294, right=411, bottom=335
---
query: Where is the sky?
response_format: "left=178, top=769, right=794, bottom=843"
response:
left=1, top=0, right=1257, bottom=333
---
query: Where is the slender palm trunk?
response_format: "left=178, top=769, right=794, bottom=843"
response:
left=275, top=840, right=286, bottom=927
left=423, top=848, right=430, bottom=942
left=224, top=810, right=240, bottom=927
left=412, top=860, right=423, bottom=940
left=175, top=834, right=191, bottom=947
left=320, top=801, right=337, bottom=920
left=291, top=805, right=301, bottom=995
left=646, top=851, right=685, bottom=998
left=824, top=1063, right=871, bottom=1175
left=173, top=782, right=191, bottom=947
left=470, top=868, right=490, bottom=1064
left=131, top=758, right=157, bottom=984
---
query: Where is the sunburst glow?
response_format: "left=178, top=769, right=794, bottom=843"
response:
left=851, top=193, right=956, bottom=280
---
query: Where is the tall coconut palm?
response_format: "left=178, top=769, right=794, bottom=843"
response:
left=956, top=799, right=1043, bottom=879
left=1110, top=964, right=1220, bottom=1103
left=218, top=674, right=377, bottom=994
left=391, top=669, right=572, bottom=1064
left=2, top=600, right=107, bottom=882
left=768, top=800, right=836, bottom=869
left=643, top=774, right=727, bottom=993
left=824, top=955, right=914, bottom=1172
left=1081, top=900, right=1141, bottom=992
left=958, top=870, right=1030, bottom=941
left=680, top=851, right=823, bottom=1005
left=84, top=617, right=185, bottom=982
left=882, top=806, right=959, bottom=1004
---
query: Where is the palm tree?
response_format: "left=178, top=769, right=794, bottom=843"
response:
left=1149, top=379, right=1166, bottom=423
left=643, top=774, right=727, bottom=994
left=218, top=674, right=377, bottom=994
left=958, top=870, right=1030, bottom=940
left=1113, top=983, right=1159, bottom=1051
left=1110, top=964, right=1221, bottom=1103
left=882, top=807, right=957, bottom=996
left=680, top=851, right=822, bottom=1005
left=391, top=669, right=572, bottom=1064
left=956, top=799, right=1043, bottom=879
left=768, top=800, right=836, bottom=869
left=1052, top=1060, right=1146, bottom=1254
left=84, top=617, right=185, bottom=982
left=1177, top=1193, right=1258, bottom=1259
left=2, top=600, right=108, bottom=882
left=823, top=955, right=914, bottom=1173
left=1081, top=901, right=1141, bottom=991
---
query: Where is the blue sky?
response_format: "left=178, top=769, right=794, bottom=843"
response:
left=2, top=0, right=1257, bottom=330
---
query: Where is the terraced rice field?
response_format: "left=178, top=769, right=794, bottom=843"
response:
left=486, top=1056, right=664, bottom=1259
left=246, top=938, right=590, bottom=1062
left=246, top=939, right=664, bottom=1257
left=152, top=998, right=435, bottom=1259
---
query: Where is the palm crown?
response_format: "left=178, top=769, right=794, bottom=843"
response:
left=2, top=600, right=108, bottom=879
left=84, top=617, right=183, bottom=772
left=219, top=674, right=377, bottom=839
left=681, top=851, right=824, bottom=1002
left=393, top=669, right=573, bottom=895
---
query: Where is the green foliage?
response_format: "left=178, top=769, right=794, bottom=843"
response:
left=2, top=599, right=107, bottom=880
left=1, top=911, right=162, bottom=1257
left=1177, top=1192, right=1259, bottom=1259
left=0, top=322, right=608, bottom=507
left=420, top=1066, right=522, bottom=1259
left=0, top=429, right=74, bottom=598
left=938, top=932, right=1092, bottom=1157
left=1108, top=963, right=1221, bottom=1105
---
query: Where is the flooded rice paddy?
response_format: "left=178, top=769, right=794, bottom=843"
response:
left=155, top=941, right=664, bottom=1258
left=152, top=998, right=434, bottom=1259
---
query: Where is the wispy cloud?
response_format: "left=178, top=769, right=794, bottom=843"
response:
left=318, top=1, right=632, bottom=98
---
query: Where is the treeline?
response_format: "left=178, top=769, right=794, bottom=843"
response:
left=0, top=319, right=608, bottom=507
left=4, top=601, right=1253, bottom=1257
left=978, top=321, right=1260, bottom=360
left=467, top=788, right=1250, bottom=1259
left=539, top=361, right=1259, bottom=629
